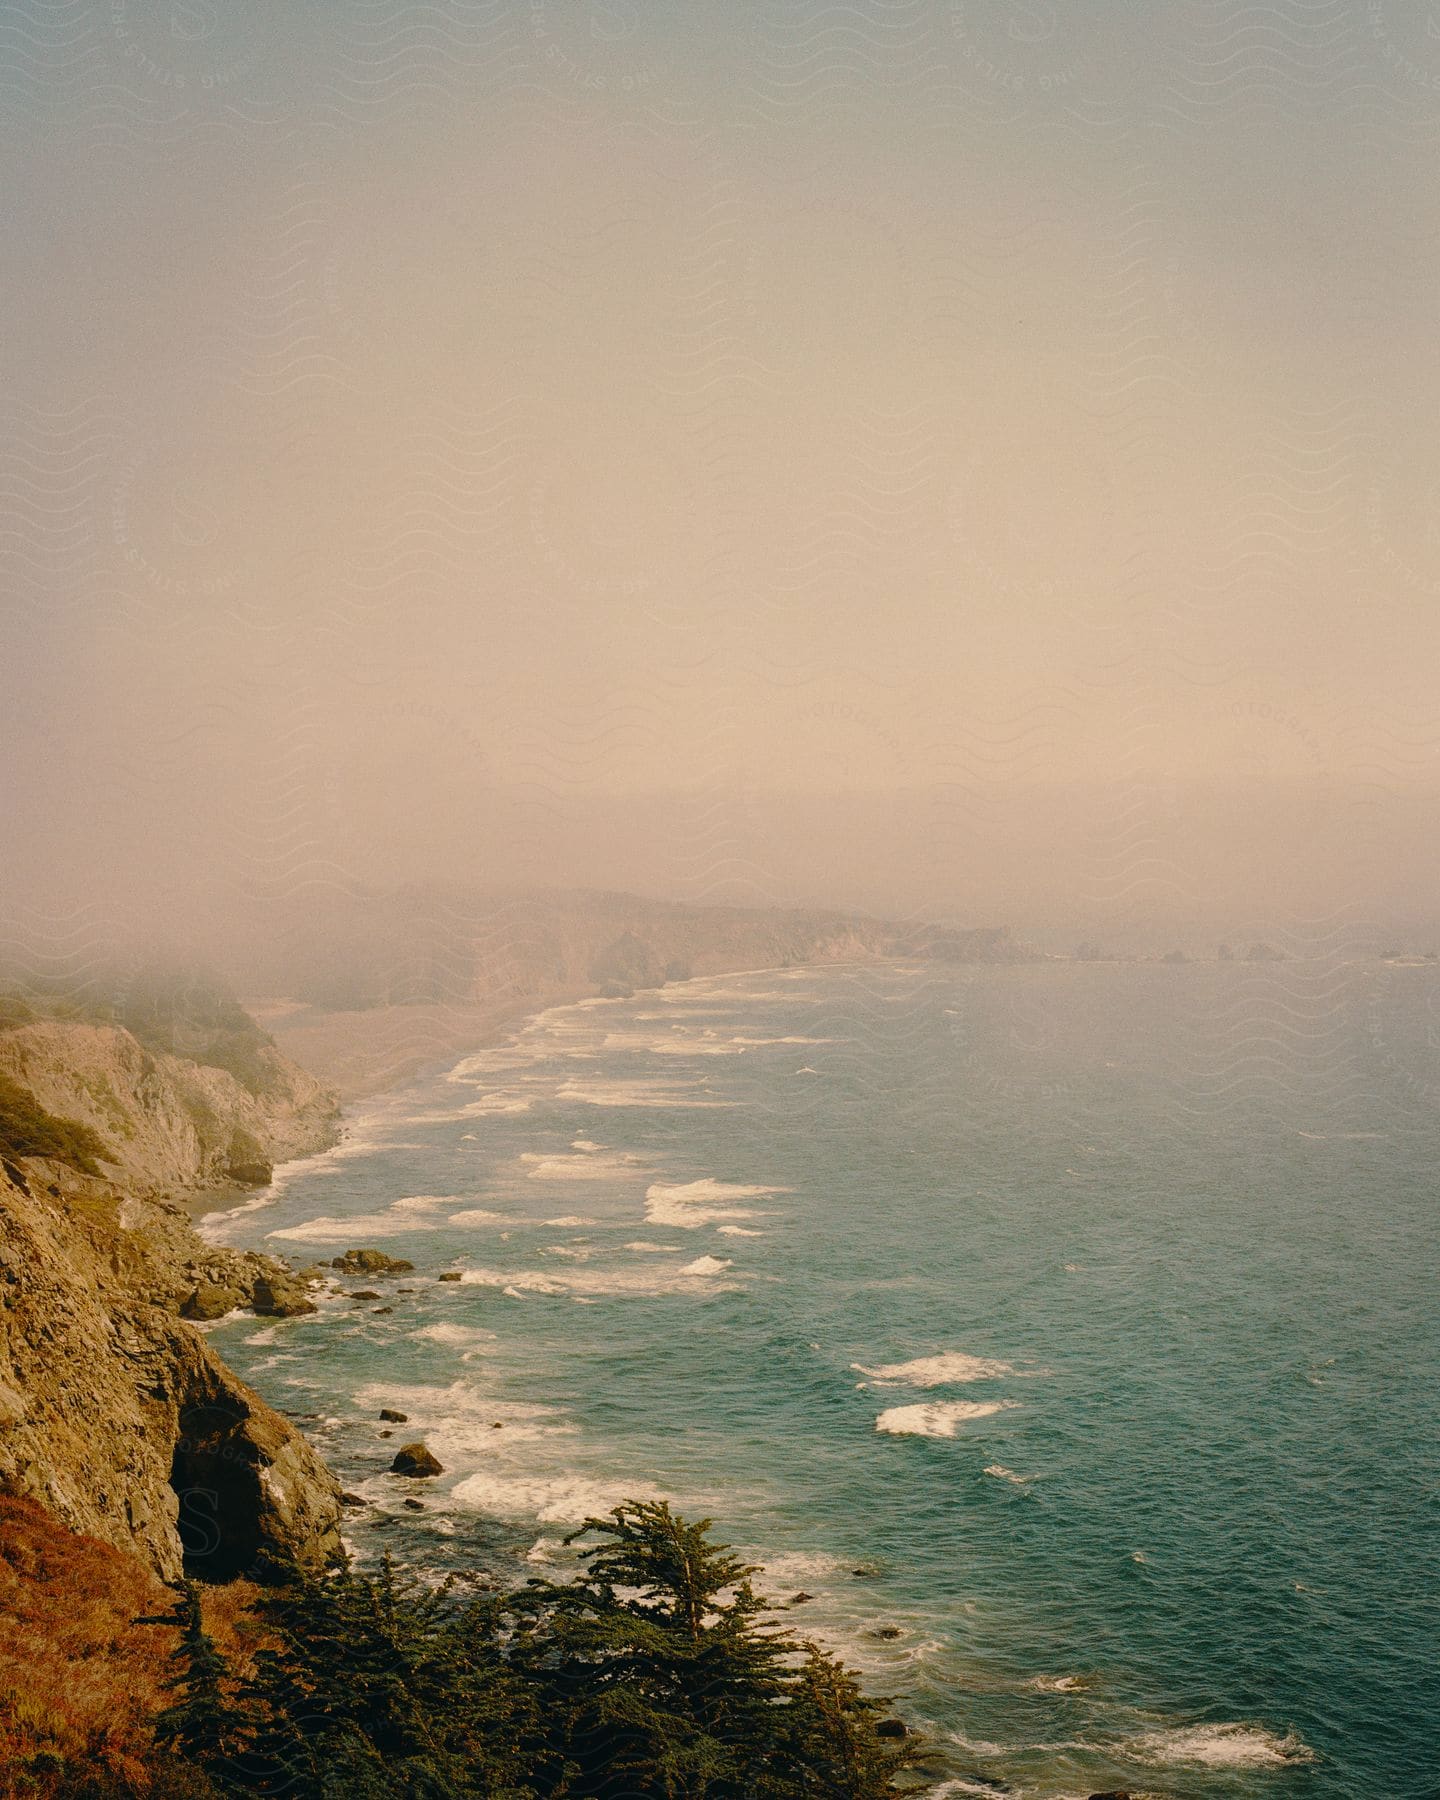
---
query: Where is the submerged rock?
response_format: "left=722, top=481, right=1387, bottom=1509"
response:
left=349, top=1290, right=383, bottom=1301
left=390, top=1442, right=443, bottom=1478
left=437, top=1271, right=463, bottom=1282
left=402, top=1497, right=426, bottom=1511
left=379, top=1409, right=408, bottom=1423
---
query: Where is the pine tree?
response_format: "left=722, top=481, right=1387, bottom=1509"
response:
left=489, top=1500, right=920, bottom=1800
left=774, top=1645, right=922, bottom=1798
left=140, top=1582, right=240, bottom=1777
left=134, top=1504, right=922, bottom=1799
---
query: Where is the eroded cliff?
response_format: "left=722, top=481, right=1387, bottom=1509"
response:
left=0, top=1007, right=343, bottom=1583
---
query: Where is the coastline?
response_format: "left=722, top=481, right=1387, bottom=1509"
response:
left=193, top=961, right=1364, bottom=1798
left=251, top=991, right=586, bottom=1103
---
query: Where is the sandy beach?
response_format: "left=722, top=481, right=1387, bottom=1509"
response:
left=251, top=989, right=590, bottom=1103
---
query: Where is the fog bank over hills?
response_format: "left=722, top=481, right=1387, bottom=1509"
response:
left=4, top=769, right=1439, bottom=985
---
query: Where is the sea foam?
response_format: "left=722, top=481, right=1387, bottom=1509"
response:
left=875, top=1401, right=1019, bottom=1437
left=853, top=1353, right=1019, bottom=1386
left=268, top=1211, right=430, bottom=1244
left=452, top=1469, right=664, bottom=1523
left=520, top=1151, right=645, bottom=1181
left=411, top=1323, right=497, bottom=1349
left=644, top=1178, right=788, bottom=1228
left=1133, top=1722, right=1315, bottom=1768
left=558, top=1078, right=736, bottom=1110
left=460, top=1260, right=739, bottom=1299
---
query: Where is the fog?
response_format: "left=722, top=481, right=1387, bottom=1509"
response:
left=5, top=3, right=1439, bottom=974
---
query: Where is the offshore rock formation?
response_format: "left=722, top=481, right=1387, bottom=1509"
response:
left=0, top=1010, right=343, bottom=1582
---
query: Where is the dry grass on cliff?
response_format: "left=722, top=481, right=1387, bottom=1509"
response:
left=0, top=1495, right=264, bottom=1797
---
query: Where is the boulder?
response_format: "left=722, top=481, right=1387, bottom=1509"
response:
left=331, top=1249, right=414, bottom=1276
left=226, top=1155, right=273, bottom=1187
left=182, top=1282, right=244, bottom=1321
left=437, top=1271, right=463, bottom=1282
left=379, top=1409, right=408, bottom=1423
left=349, top=1289, right=382, bottom=1300
left=402, top=1497, right=426, bottom=1511
left=250, top=1272, right=317, bottom=1318
left=875, top=1719, right=908, bottom=1739
left=340, top=1492, right=366, bottom=1508
left=390, top=1442, right=443, bottom=1478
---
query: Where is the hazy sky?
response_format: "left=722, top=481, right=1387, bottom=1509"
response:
left=4, top=1, right=1440, bottom=948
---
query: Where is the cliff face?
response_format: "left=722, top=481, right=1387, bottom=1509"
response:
left=0, top=1017, right=337, bottom=1198
left=0, top=1013, right=344, bottom=1583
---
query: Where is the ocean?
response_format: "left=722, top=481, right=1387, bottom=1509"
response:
left=204, top=960, right=1440, bottom=1799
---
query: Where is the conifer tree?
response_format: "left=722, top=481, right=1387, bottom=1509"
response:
left=138, top=1503, right=922, bottom=1799
left=140, top=1582, right=240, bottom=1775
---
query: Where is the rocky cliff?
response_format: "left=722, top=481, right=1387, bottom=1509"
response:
left=0, top=1007, right=344, bottom=1583
left=0, top=1015, right=337, bottom=1199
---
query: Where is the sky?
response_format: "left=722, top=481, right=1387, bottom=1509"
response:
left=4, top=0, right=1440, bottom=958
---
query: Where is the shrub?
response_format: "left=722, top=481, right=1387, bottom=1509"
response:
left=0, top=1076, right=107, bottom=1175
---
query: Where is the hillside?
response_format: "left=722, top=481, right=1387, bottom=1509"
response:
left=0, top=993, right=343, bottom=1584
left=244, top=887, right=1030, bottom=1095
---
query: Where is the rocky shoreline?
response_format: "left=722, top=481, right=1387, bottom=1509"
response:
left=0, top=907, right=1031, bottom=1592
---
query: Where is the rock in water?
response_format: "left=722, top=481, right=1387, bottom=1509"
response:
left=250, top=1271, right=316, bottom=1317
left=390, top=1443, right=443, bottom=1478
left=181, top=1282, right=244, bottom=1321
left=437, top=1271, right=463, bottom=1282
left=331, top=1249, right=414, bottom=1276
left=379, top=1408, right=408, bottom=1422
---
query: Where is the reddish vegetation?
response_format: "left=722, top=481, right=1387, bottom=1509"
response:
left=0, top=1495, right=262, bottom=1798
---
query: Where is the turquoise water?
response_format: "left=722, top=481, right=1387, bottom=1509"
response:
left=207, top=962, right=1440, bottom=1799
